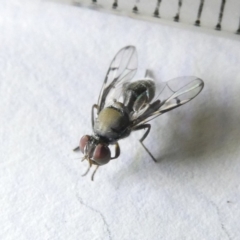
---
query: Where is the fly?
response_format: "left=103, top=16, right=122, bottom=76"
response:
left=74, top=46, right=204, bottom=180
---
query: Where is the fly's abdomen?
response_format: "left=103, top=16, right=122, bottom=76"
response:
left=94, top=107, right=130, bottom=142
left=123, top=80, right=155, bottom=112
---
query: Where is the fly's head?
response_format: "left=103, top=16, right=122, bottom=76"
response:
left=79, top=135, right=111, bottom=166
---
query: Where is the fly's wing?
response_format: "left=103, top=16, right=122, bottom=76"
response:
left=97, top=46, right=137, bottom=113
left=131, top=76, right=204, bottom=126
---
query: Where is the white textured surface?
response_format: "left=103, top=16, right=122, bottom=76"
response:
left=1, top=1, right=240, bottom=240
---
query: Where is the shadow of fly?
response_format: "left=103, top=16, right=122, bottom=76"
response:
left=74, top=46, right=204, bottom=181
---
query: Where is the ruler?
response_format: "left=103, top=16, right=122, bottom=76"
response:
left=51, top=0, right=240, bottom=40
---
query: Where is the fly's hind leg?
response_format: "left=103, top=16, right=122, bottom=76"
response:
left=73, top=104, right=99, bottom=151
left=132, top=124, right=157, bottom=162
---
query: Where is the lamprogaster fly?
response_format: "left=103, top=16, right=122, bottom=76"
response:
left=74, top=46, right=204, bottom=180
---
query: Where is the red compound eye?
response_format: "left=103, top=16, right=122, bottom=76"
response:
left=93, top=144, right=111, bottom=165
left=79, top=135, right=90, bottom=153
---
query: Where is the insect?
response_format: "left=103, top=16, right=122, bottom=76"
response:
left=74, top=46, right=204, bottom=181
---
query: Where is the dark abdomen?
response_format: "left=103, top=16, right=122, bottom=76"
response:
left=123, top=80, right=155, bottom=112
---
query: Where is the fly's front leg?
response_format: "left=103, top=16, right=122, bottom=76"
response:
left=73, top=104, right=99, bottom=152
left=111, top=142, right=120, bottom=160
left=91, top=104, right=99, bottom=129
left=73, top=146, right=80, bottom=151
left=132, top=124, right=157, bottom=162
left=91, top=165, right=99, bottom=181
left=82, top=159, right=92, bottom=177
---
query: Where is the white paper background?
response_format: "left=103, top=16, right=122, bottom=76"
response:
left=1, top=1, right=240, bottom=240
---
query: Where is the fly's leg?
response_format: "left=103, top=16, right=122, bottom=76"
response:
left=91, top=104, right=99, bottom=129
left=73, top=146, right=80, bottom=151
left=82, top=159, right=92, bottom=176
left=81, top=158, right=99, bottom=181
left=111, top=142, right=120, bottom=160
left=82, top=165, right=91, bottom=176
left=91, top=165, right=99, bottom=181
left=132, top=124, right=157, bottom=162
left=73, top=104, right=99, bottom=151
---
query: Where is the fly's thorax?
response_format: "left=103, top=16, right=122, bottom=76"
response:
left=94, top=105, right=131, bottom=141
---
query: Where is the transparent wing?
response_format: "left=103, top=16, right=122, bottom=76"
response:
left=131, top=76, right=204, bottom=126
left=97, top=46, right=137, bottom=113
